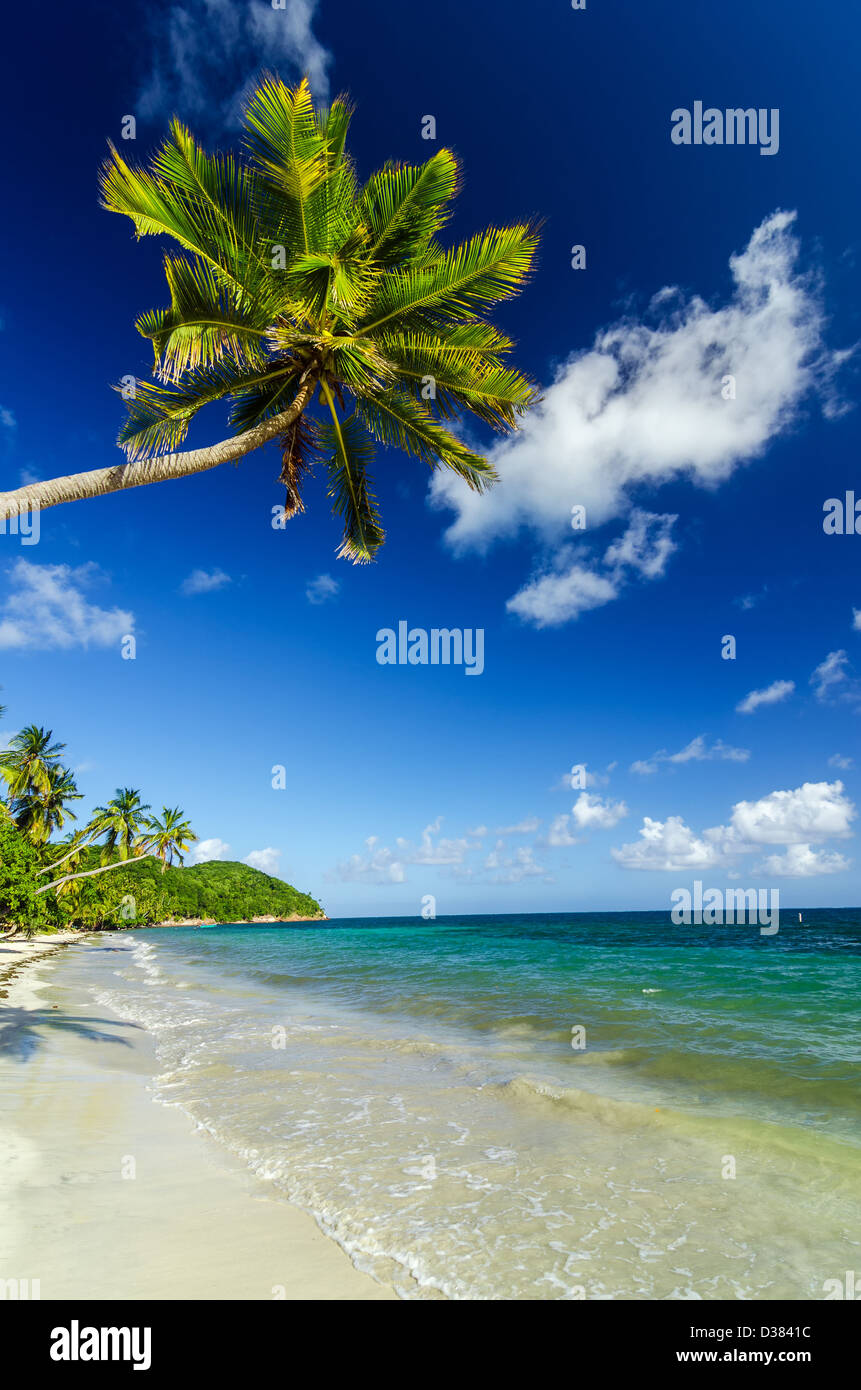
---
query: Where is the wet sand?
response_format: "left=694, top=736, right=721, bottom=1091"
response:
left=0, top=936, right=396, bottom=1301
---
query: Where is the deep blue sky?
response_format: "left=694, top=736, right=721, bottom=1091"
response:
left=1, top=0, right=859, bottom=914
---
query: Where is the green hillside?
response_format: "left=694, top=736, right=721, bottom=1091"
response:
left=135, top=858, right=325, bottom=923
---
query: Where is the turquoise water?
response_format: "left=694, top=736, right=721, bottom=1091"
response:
left=91, top=911, right=861, bottom=1299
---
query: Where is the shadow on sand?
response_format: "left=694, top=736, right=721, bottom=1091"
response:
left=0, top=1007, right=143, bottom=1062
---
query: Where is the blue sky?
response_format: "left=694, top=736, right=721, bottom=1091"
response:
left=1, top=0, right=860, bottom=915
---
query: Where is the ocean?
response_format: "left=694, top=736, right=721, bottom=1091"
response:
left=87, top=910, right=861, bottom=1299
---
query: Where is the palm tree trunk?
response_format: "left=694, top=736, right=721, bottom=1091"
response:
left=38, top=834, right=100, bottom=875
left=37, top=854, right=159, bottom=896
left=0, top=381, right=317, bottom=522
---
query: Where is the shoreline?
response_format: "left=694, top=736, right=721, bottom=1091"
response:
left=0, top=936, right=396, bottom=1301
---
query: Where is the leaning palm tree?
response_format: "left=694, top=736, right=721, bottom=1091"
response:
left=0, top=77, right=539, bottom=559
left=141, top=806, right=198, bottom=872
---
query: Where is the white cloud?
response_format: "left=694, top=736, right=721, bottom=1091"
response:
left=631, top=735, right=750, bottom=773
left=0, top=406, right=15, bottom=429
left=853, top=608, right=861, bottom=632
left=506, top=510, right=677, bottom=628
left=433, top=212, right=845, bottom=624
left=735, top=679, right=795, bottom=714
left=139, top=0, right=331, bottom=124
left=810, top=649, right=854, bottom=702
left=306, top=573, right=340, bottom=605
left=193, top=837, right=232, bottom=863
left=603, top=509, right=677, bottom=579
left=506, top=561, right=618, bottom=628
left=726, top=780, right=855, bottom=846
left=755, top=844, right=851, bottom=877
left=181, top=567, right=231, bottom=596
left=0, top=560, right=133, bottom=651
left=331, top=818, right=472, bottom=884
left=828, top=753, right=854, bottom=770
left=571, top=792, right=629, bottom=829
left=244, top=847, right=282, bottom=875
left=613, top=780, right=856, bottom=874
left=612, top=815, right=725, bottom=872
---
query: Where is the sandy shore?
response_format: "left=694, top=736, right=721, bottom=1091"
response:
left=0, top=935, right=396, bottom=1301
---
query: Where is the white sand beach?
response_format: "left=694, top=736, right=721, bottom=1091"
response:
left=0, top=934, right=396, bottom=1301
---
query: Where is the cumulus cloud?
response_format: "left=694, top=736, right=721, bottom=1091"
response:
left=571, top=792, right=629, bottom=829
left=828, top=753, right=854, bottom=770
left=613, top=780, right=855, bottom=874
left=735, top=679, right=795, bottom=714
left=0, top=560, right=133, bottom=651
left=631, top=735, right=750, bottom=774
left=725, top=780, right=855, bottom=846
left=433, top=212, right=846, bottom=625
left=181, top=567, right=231, bottom=595
left=306, top=573, right=340, bottom=605
left=612, top=816, right=724, bottom=872
left=138, top=0, right=331, bottom=124
left=193, top=837, right=232, bottom=863
left=244, top=848, right=282, bottom=875
left=755, top=844, right=851, bottom=877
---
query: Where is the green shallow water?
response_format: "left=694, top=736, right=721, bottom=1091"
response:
left=79, top=910, right=861, bottom=1298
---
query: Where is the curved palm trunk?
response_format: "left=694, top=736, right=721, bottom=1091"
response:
left=0, top=382, right=317, bottom=522
left=37, top=853, right=159, bottom=896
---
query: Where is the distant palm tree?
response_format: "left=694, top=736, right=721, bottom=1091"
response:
left=89, top=788, right=152, bottom=865
left=142, top=807, right=198, bottom=872
left=12, top=765, right=83, bottom=844
left=0, top=726, right=66, bottom=800
left=0, top=77, right=540, bottom=559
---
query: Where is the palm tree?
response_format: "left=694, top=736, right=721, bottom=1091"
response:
left=89, top=788, right=152, bottom=865
left=0, top=726, right=66, bottom=800
left=141, top=807, right=198, bottom=872
left=11, top=765, right=83, bottom=844
left=0, top=77, right=539, bottom=559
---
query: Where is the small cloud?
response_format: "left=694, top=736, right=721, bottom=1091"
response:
left=736, top=679, right=795, bottom=714
left=306, top=573, right=340, bottom=605
left=571, top=792, right=628, bottom=830
left=853, top=608, right=861, bottom=631
left=631, top=735, right=750, bottom=772
left=810, top=649, right=855, bottom=703
left=494, top=817, right=541, bottom=835
left=193, top=837, right=232, bottom=864
left=181, top=568, right=232, bottom=596
left=244, top=848, right=282, bottom=876
left=828, top=753, right=854, bottom=770
left=538, top=814, right=580, bottom=848
left=0, top=406, right=16, bottom=429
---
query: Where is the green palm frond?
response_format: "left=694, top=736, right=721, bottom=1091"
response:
left=362, top=150, right=461, bottom=264
left=319, top=382, right=384, bottom=562
left=357, top=223, right=540, bottom=336
left=353, top=388, right=496, bottom=493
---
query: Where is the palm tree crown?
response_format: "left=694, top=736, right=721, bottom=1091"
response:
left=98, top=76, right=540, bottom=561
left=142, top=807, right=198, bottom=872
left=89, top=788, right=152, bottom=865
